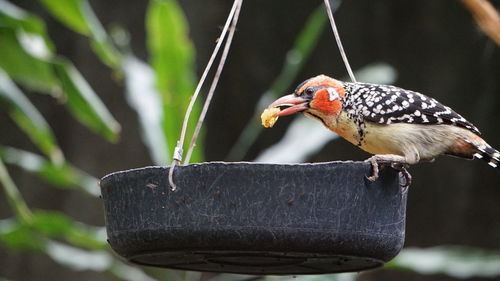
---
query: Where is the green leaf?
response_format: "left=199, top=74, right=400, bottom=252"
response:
left=0, top=211, right=106, bottom=251
left=146, top=0, right=203, bottom=162
left=0, top=2, right=58, bottom=93
left=146, top=0, right=195, bottom=96
left=30, top=211, right=106, bottom=250
left=38, top=0, right=90, bottom=35
left=1, top=213, right=104, bottom=251
left=0, top=2, right=120, bottom=142
left=90, top=38, right=121, bottom=69
left=0, top=159, right=33, bottom=223
left=0, top=219, right=45, bottom=251
left=53, top=60, right=121, bottom=142
left=30, top=211, right=76, bottom=237
left=0, top=146, right=100, bottom=196
left=0, top=0, right=54, bottom=52
left=0, top=27, right=59, bottom=93
left=39, top=0, right=121, bottom=69
left=0, top=70, right=64, bottom=164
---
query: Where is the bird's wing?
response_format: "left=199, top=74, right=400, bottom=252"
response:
left=344, top=83, right=481, bottom=135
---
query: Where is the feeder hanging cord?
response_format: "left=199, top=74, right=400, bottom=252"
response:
left=168, top=0, right=243, bottom=190
left=324, top=0, right=356, bottom=83
left=169, top=0, right=355, bottom=190
left=185, top=1, right=243, bottom=164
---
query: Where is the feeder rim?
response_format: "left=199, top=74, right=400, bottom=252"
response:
left=101, top=160, right=371, bottom=180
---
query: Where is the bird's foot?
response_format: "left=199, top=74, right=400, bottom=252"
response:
left=398, top=166, right=412, bottom=191
left=365, top=154, right=412, bottom=190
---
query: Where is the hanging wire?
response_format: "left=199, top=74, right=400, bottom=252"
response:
left=168, top=0, right=243, bottom=190
left=170, top=0, right=351, bottom=189
left=185, top=1, right=243, bottom=164
left=324, top=0, right=356, bottom=82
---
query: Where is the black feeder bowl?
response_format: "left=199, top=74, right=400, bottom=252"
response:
left=100, top=161, right=407, bottom=275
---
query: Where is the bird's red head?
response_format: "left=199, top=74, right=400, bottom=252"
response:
left=269, top=75, right=345, bottom=120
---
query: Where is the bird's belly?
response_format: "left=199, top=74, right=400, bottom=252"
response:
left=325, top=112, right=471, bottom=162
left=330, top=113, right=405, bottom=156
left=360, top=123, right=471, bottom=162
left=360, top=137, right=403, bottom=155
left=359, top=124, right=406, bottom=156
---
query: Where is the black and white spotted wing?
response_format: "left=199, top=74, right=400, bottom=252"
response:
left=342, top=82, right=480, bottom=135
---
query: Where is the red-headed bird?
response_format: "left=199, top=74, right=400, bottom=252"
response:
left=265, top=75, right=499, bottom=185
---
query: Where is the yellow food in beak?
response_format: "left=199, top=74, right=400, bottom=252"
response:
left=261, top=107, right=281, bottom=128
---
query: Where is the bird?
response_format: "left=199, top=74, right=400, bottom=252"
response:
left=264, top=74, right=499, bottom=186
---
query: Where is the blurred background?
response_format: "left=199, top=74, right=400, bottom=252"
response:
left=1, top=0, right=499, bottom=280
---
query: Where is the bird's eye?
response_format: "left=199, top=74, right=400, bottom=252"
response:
left=304, top=87, right=315, bottom=96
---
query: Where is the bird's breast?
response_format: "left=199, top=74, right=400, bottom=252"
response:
left=328, top=111, right=404, bottom=156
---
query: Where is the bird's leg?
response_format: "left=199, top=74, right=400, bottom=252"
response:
left=398, top=166, right=412, bottom=191
left=389, top=162, right=412, bottom=190
left=365, top=154, right=412, bottom=189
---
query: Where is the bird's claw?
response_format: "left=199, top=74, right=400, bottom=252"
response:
left=365, top=156, right=380, bottom=182
left=396, top=165, right=412, bottom=191
left=365, top=155, right=412, bottom=191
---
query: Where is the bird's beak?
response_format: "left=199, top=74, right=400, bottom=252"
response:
left=269, top=94, right=309, bottom=117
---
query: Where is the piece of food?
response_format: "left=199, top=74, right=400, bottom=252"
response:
left=261, top=107, right=281, bottom=128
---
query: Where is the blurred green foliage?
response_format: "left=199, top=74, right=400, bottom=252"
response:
left=0, top=27, right=58, bottom=93
left=0, top=146, right=99, bottom=196
left=0, top=0, right=202, bottom=279
left=0, top=0, right=499, bottom=280
left=0, top=210, right=106, bottom=251
left=40, top=0, right=121, bottom=69
left=0, top=71, right=63, bottom=164
left=0, top=0, right=121, bottom=143
left=146, top=0, right=202, bottom=162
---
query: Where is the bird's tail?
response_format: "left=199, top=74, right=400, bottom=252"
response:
left=447, top=134, right=499, bottom=168
left=473, top=141, right=500, bottom=168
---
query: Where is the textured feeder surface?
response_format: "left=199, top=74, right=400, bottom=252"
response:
left=100, top=161, right=407, bottom=275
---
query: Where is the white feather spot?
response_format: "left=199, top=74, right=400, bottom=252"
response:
left=493, top=152, right=500, bottom=161
left=327, top=88, right=339, bottom=101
